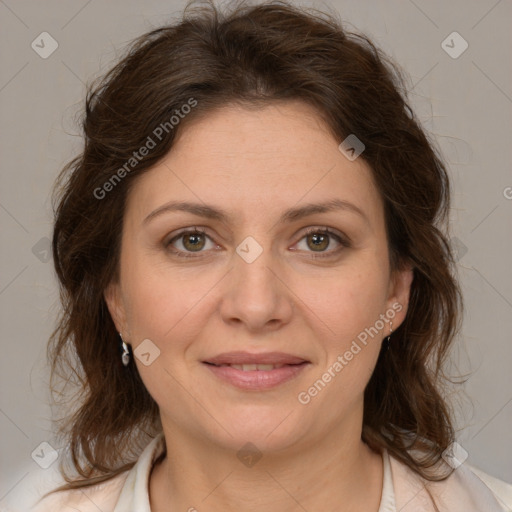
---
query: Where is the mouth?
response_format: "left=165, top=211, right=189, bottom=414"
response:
left=202, top=352, right=310, bottom=390
left=205, top=362, right=301, bottom=371
left=203, top=351, right=309, bottom=366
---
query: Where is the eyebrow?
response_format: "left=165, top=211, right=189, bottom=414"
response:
left=142, top=198, right=369, bottom=226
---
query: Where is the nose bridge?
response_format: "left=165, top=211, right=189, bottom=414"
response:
left=220, top=234, right=293, bottom=329
left=234, top=234, right=280, bottom=303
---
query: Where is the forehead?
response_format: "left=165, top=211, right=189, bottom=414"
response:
left=125, top=101, right=384, bottom=230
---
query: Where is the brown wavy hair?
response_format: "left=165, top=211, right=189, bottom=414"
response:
left=45, top=0, right=463, bottom=498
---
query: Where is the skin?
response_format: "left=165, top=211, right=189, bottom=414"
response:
left=105, top=100, right=414, bottom=512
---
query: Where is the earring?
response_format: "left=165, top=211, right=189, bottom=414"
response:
left=119, top=332, right=130, bottom=366
left=385, top=322, right=393, bottom=351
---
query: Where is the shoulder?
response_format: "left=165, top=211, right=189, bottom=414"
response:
left=29, top=473, right=129, bottom=512
left=3, top=433, right=165, bottom=512
left=1, top=464, right=129, bottom=512
left=388, top=452, right=512, bottom=512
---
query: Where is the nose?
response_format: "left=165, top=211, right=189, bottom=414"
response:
left=219, top=244, right=294, bottom=333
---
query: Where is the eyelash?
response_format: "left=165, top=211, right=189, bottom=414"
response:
left=165, top=226, right=351, bottom=260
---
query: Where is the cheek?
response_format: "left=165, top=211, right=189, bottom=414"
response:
left=120, top=256, right=226, bottom=369
left=301, top=264, right=389, bottom=342
left=296, top=263, right=389, bottom=395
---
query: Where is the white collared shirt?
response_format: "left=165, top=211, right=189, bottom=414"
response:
left=3, top=432, right=511, bottom=512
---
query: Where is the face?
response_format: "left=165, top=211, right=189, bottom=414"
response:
left=105, top=100, right=413, bottom=454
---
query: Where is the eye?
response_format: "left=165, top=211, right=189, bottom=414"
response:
left=165, top=226, right=351, bottom=260
left=165, top=227, right=218, bottom=258
left=293, top=227, right=350, bottom=259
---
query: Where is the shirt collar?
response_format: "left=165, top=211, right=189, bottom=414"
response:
left=378, top=448, right=397, bottom=512
left=113, top=433, right=396, bottom=511
left=113, top=432, right=165, bottom=512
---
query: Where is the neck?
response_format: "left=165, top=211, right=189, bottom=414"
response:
left=149, top=420, right=384, bottom=512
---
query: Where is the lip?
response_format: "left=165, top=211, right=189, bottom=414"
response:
left=202, top=351, right=310, bottom=391
left=204, top=351, right=309, bottom=366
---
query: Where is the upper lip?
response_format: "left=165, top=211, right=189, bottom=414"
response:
left=204, top=351, right=309, bottom=365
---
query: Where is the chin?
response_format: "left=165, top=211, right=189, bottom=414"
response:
left=204, top=408, right=309, bottom=453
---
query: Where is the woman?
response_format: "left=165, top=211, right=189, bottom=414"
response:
left=18, top=0, right=512, bottom=510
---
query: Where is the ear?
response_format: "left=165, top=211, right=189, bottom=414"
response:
left=104, top=281, right=129, bottom=337
left=385, top=264, right=414, bottom=331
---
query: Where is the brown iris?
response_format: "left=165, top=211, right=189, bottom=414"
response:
left=182, top=232, right=206, bottom=252
left=307, top=232, right=329, bottom=251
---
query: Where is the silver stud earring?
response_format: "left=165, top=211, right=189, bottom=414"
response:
left=385, top=322, right=393, bottom=351
left=120, top=332, right=130, bottom=366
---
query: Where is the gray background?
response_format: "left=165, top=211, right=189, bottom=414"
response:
left=1, top=0, right=511, bottom=507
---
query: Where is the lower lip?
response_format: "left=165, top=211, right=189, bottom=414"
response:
left=203, top=362, right=309, bottom=390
